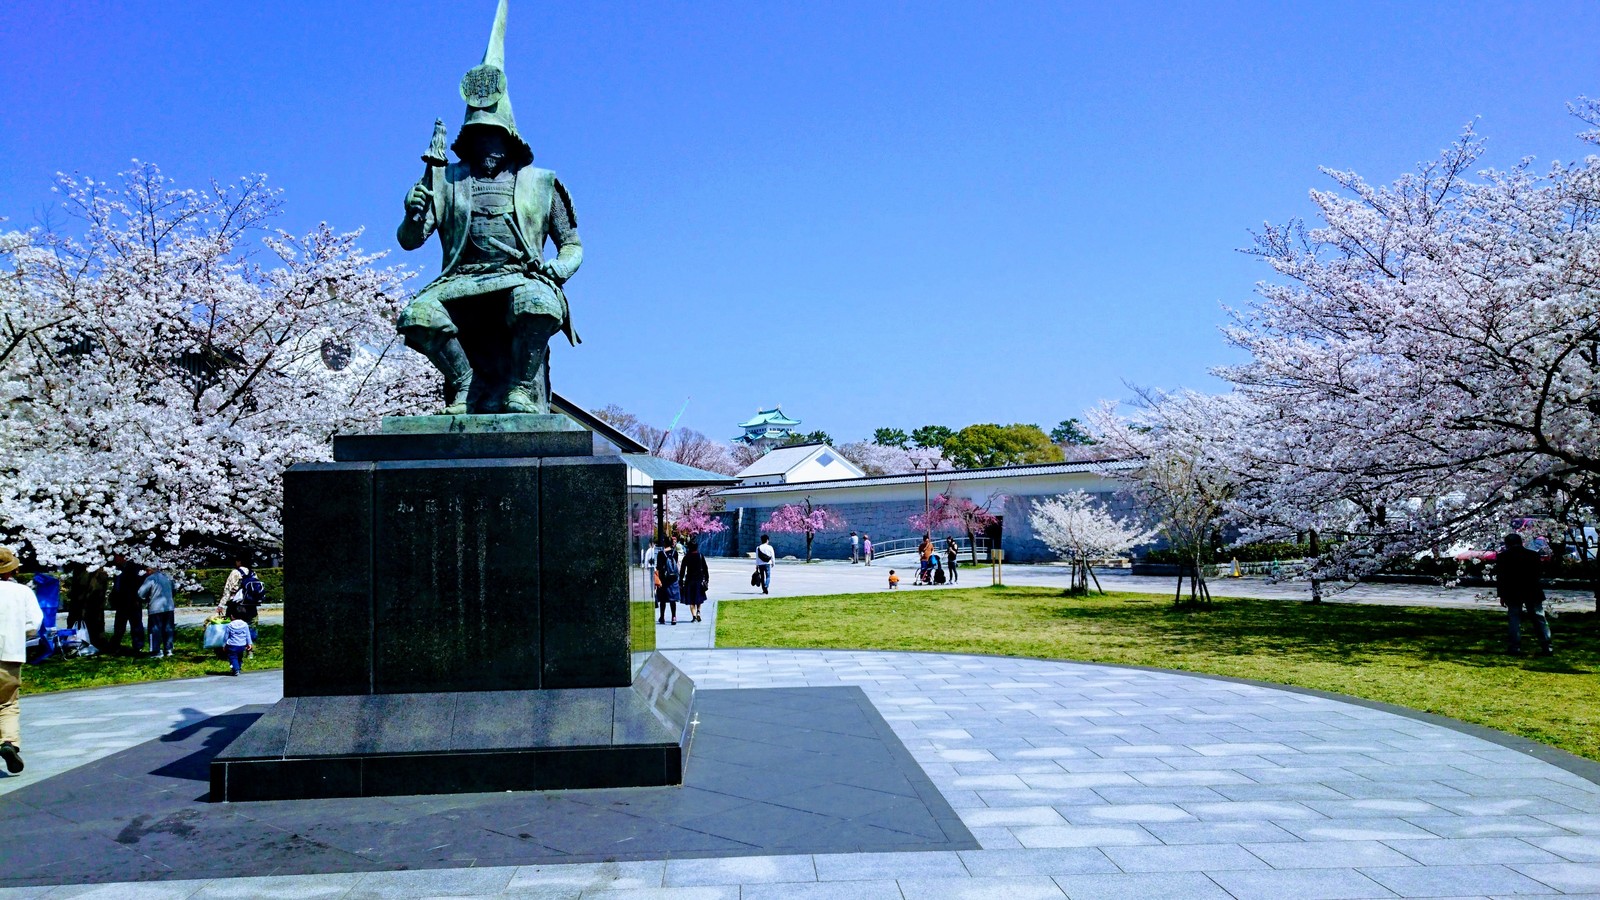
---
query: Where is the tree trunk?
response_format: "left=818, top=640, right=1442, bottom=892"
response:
left=1308, top=528, right=1323, bottom=604
left=805, top=532, right=813, bottom=562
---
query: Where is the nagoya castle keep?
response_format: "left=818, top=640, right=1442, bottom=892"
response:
left=732, top=406, right=801, bottom=450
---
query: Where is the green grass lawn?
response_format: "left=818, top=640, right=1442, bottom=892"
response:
left=717, top=587, right=1600, bottom=762
left=24, top=624, right=283, bottom=694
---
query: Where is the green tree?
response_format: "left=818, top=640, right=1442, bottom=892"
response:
left=781, top=430, right=834, bottom=447
left=1051, top=418, right=1096, bottom=445
left=911, top=424, right=955, bottom=450
left=942, top=423, right=1065, bottom=469
left=872, top=427, right=910, bottom=448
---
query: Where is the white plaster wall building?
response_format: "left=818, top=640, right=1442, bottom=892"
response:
left=713, top=460, right=1144, bottom=563
left=733, top=443, right=866, bottom=487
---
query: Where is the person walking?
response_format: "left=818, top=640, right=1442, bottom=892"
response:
left=1497, top=533, right=1553, bottom=656
left=862, top=534, right=873, bottom=566
left=849, top=531, right=860, bottom=564
left=681, top=539, right=709, bottom=623
left=64, top=562, right=108, bottom=650
left=755, top=534, right=776, bottom=594
left=945, top=536, right=960, bottom=584
left=139, top=564, right=176, bottom=659
left=654, top=538, right=681, bottom=625
left=109, top=553, right=145, bottom=655
left=0, top=546, right=43, bottom=774
left=223, top=611, right=253, bottom=676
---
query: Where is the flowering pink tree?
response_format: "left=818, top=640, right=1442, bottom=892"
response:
left=674, top=504, right=727, bottom=538
left=909, top=491, right=1003, bottom=564
left=762, top=499, right=846, bottom=562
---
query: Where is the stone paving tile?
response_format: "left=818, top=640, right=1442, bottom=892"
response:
left=1521, top=834, right=1600, bottom=861
left=1280, top=818, right=1446, bottom=842
left=42, top=884, right=211, bottom=899
left=896, top=875, right=1066, bottom=899
left=188, top=873, right=366, bottom=898
left=1054, top=803, right=1195, bottom=825
left=968, top=826, right=1025, bottom=848
left=1430, top=797, right=1594, bottom=817
left=1405, top=816, right=1576, bottom=840
left=505, top=862, right=667, bottom=893
left=1359, top=864, right=1555, bottom=897
left=1009, top=825, right=1160, bottom=849
left=1245, top=840, right=1420, bottom=869
left=739, top=880, right=903, bottom=900
left=343, top=866, right=520, bottom=898
left=1143, top=820, right=1301, bottom=845
left=1050, top=871, right=1233, bottom=899
left=1090, top=785, right=1227, bottom=805
left=574, top=887, right=738, bottom=899
left=1179, top=800, right=1326, bottom=820
left=1308, top=799, right=1456, bottom=818
left=958, top=807, right=1067, bottom=828
left=660, top=855, right=815, bottom=886
left=957, top=848, right=1119, bottom=876
left=1101, top=842, right=1269, bottom=872
left=1533, top=813, right=1600, bottom=833
left=1383, top=838, right=1563, bottom=866
left=812, top=851, right=968, bottom=881
left=1510, top=862, right=1600, bottom=894
left=1213, top=782, right=1353, bottom=802
left=1207, top=868, right=1400, bottom=900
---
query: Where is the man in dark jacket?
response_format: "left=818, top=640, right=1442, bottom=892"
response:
left=1496, top=534, right=1553, bottom=656
left=109, top=554, right=145, bottom=656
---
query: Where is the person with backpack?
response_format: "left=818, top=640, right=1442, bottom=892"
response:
left=755, top=534, right=776, bottom=594
left=945, top=536, right=960, bottom=584
left=233, top=569, right=266, bottom=652
left=654, top=537, right=681, bottom=625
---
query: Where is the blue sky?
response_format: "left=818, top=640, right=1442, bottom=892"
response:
left=3, top=1, right=1597, bottom=442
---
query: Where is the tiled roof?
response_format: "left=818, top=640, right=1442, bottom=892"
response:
left=718, top=458, right=1141, bottom=496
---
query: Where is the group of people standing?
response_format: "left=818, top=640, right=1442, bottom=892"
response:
left=915, top=535, right=961, bottom=585
left=649, top=536, right=710, bottom=625
left=848, top=531, right=874, bottom=564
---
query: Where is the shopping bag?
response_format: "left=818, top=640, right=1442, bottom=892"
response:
left=203, top=620, right=228, bottom=650
left=750, top=568, right=762, bottom=587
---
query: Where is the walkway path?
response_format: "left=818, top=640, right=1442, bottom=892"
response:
left=706, top=559, right=1597, bottom=613
left=3, top=649, right=1599, bottom=897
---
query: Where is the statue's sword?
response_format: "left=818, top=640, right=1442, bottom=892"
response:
left=410, top=119, right=449, bottom=223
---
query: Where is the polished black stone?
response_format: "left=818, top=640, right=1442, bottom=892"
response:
left=333, top=429, right=599, bottom=462
left=10, top=687, right=974, bottom=888
left=283, top=462, right=375, bottom=696
left=539, top=455, right=632, bottom=688
left=212, top=651, right=695, bottom=801
left=372, top=458, right=544, bottom=693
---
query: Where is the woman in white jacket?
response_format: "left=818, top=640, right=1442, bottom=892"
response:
left=0, top=546, right=43, bottom=774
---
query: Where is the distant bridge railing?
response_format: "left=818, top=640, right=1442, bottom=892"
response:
left=870, top=536, right=992, bottom=561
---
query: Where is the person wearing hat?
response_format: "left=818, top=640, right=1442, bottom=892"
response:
left=0, top=546, right=43, bottom=774
left=395, top=0, right=584, bottom=416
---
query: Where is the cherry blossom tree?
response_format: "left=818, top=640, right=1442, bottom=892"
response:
left=1091, top=391, right=1245, bottom=606
left=1029, top=492, right=1157, bottom=594
left=836, top=440, right=944, bottom=476
left=673, top=503, right=727, bottom=538
left=908, top=490, right=1003, bottom=564
left=1218, top=102, right=1600, bottom=608
left=0, top=163, right=430, bottom=566
left=761, top=498, right=846, bottom=562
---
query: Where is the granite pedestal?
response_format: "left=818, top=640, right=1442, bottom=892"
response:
left=212, top=414, right=684, bottom=801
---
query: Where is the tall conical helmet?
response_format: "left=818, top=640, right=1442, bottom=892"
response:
left=452, top=0, right=534, bottom=166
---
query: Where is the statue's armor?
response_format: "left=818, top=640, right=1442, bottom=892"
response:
left=462, top=176, right=522, bottom=272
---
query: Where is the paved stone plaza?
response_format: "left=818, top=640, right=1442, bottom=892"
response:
left=3, top=634, right=1600, bottom=898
